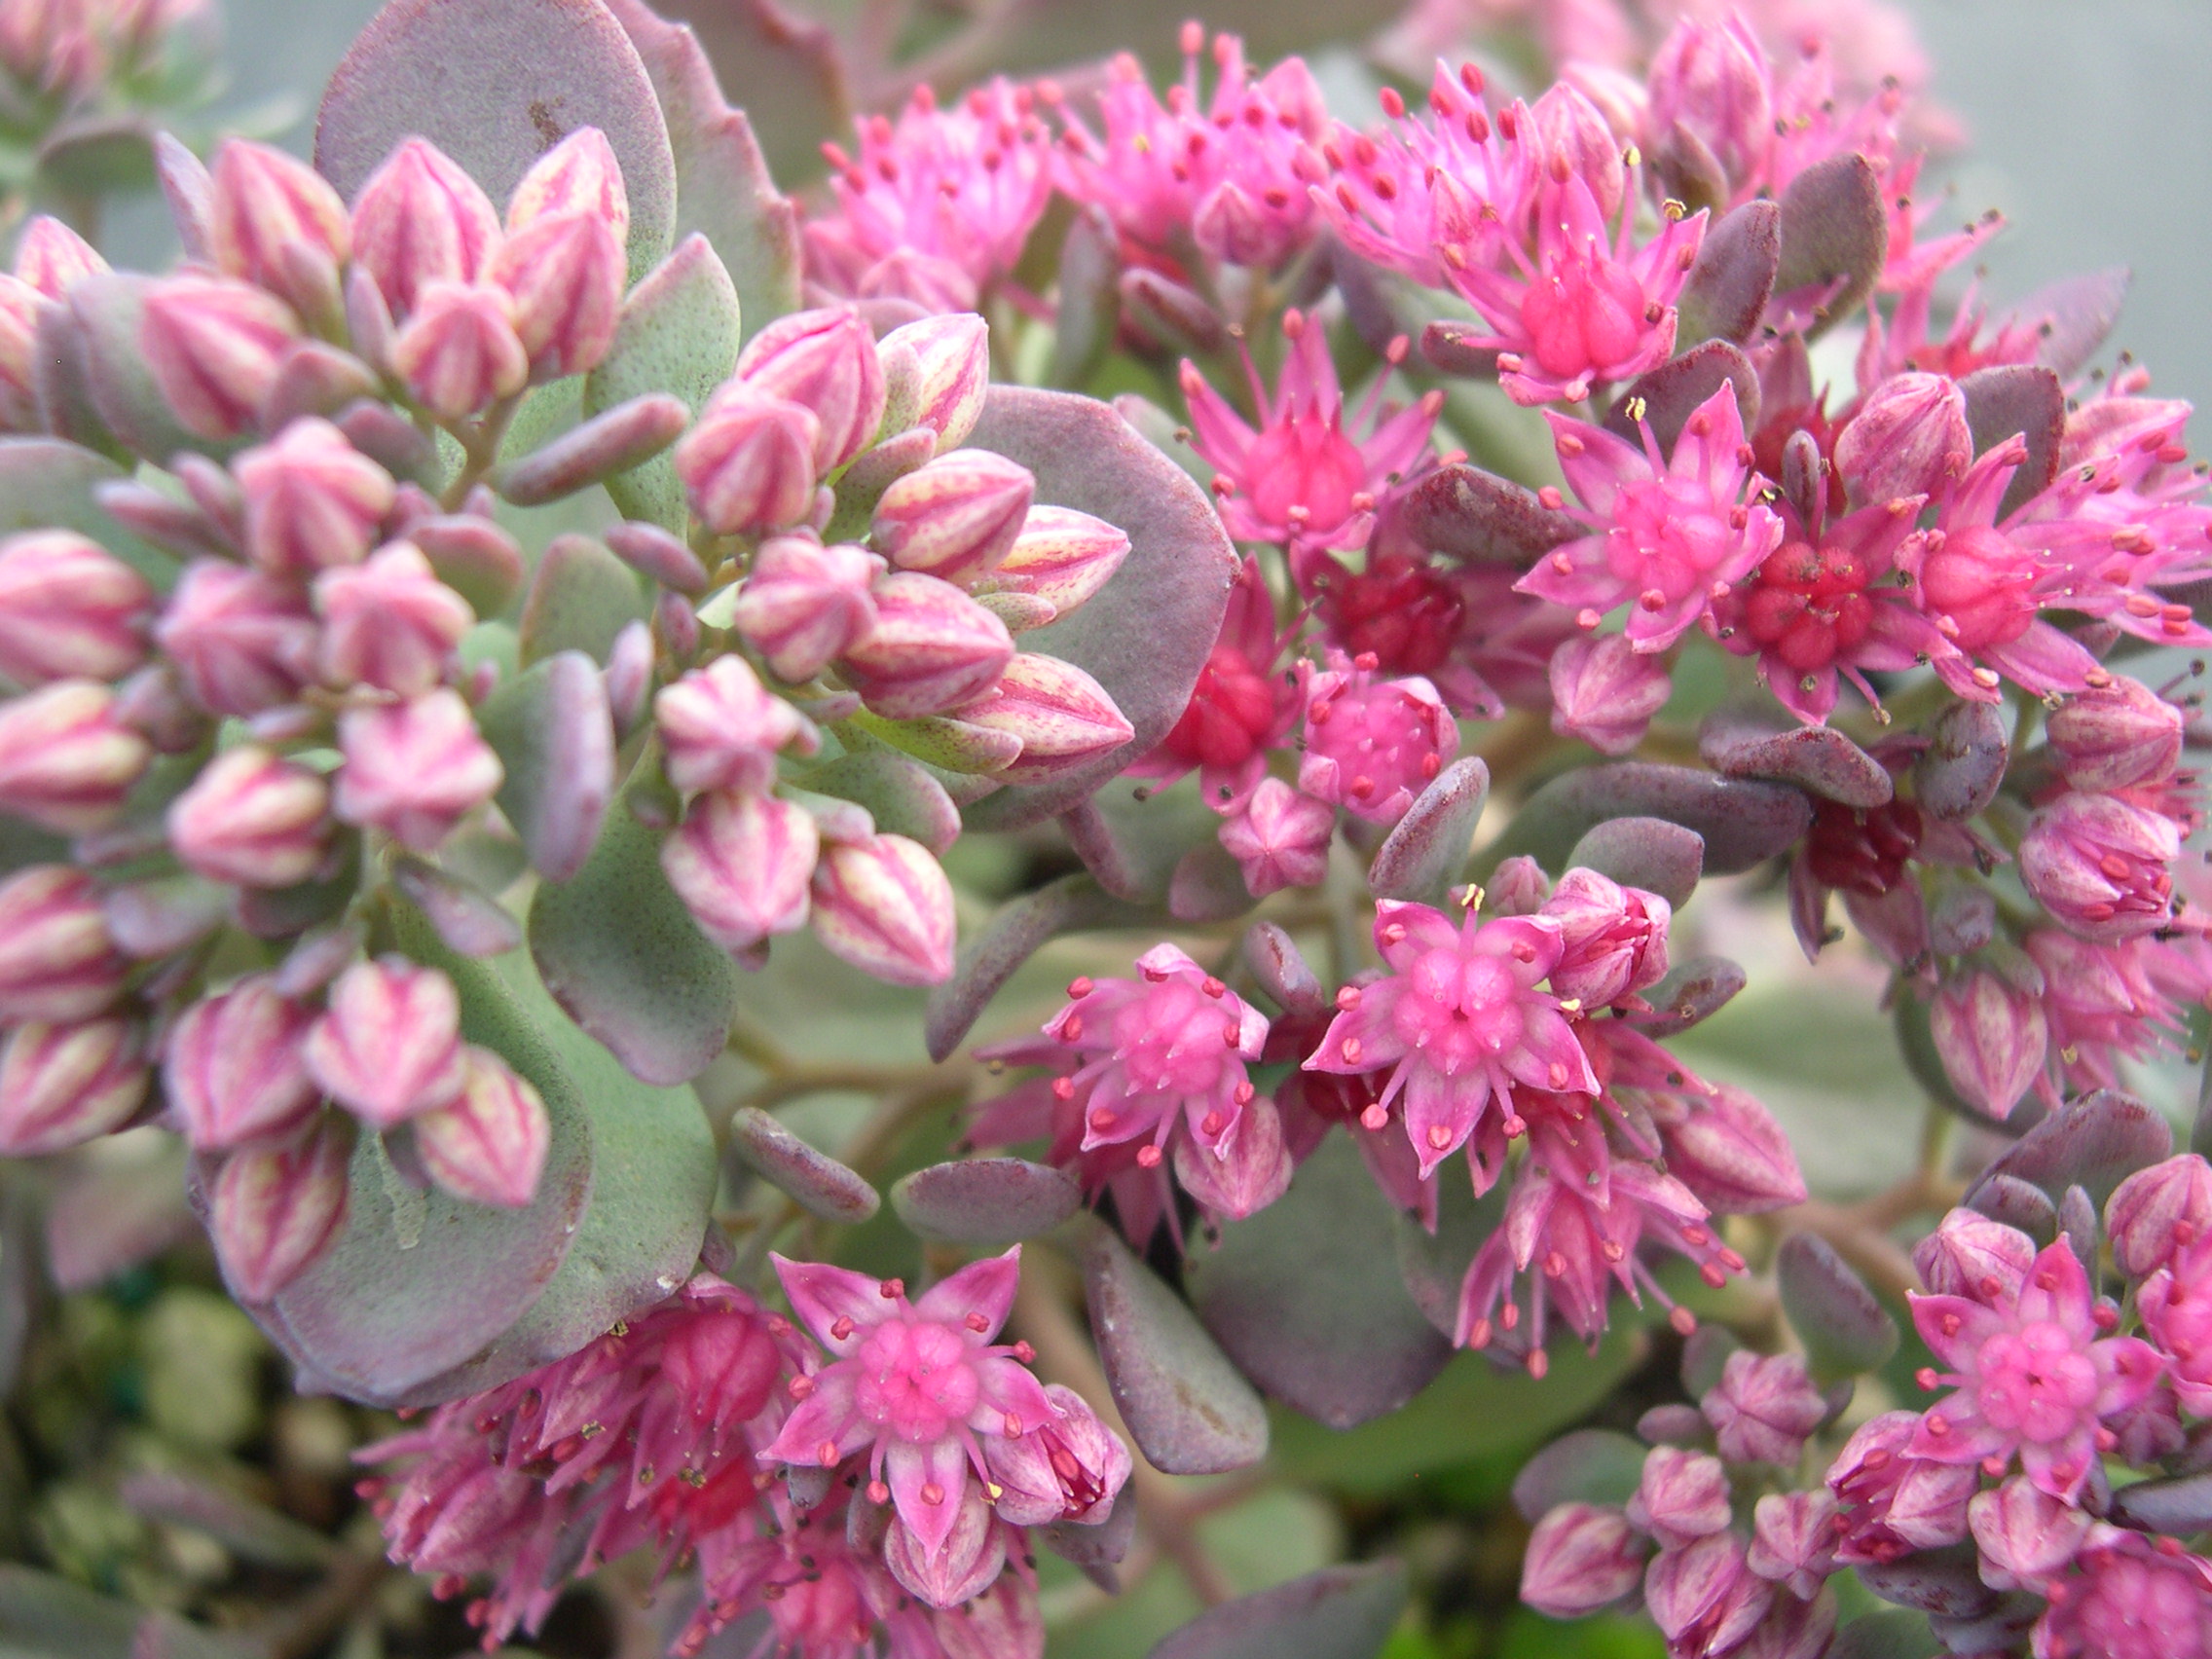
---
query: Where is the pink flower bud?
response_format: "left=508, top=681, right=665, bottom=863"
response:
left=729, top=534, right=879, bottom=682
left=304, top=956, right=465, bottom=1128
left=837, top=571, right=1014, bottom=719
left=1646, top=18, right=1772, bottom=193
left=313, top=540, right=471, bottom=695
left=660, top=787, right=818, bottom=952
left=955, top=651, right=1133, bottom=785
left=1520, top=1503, right=1647, bottom=1617
left=350, top=137, right=502, bottom=319
left=233, top=417, right=396, bottom=575
left=1833, top=372, right=1972, bottom=505
left=1627, top=1445, right=1732, bottom=1549
left=654, top=654, right=814, bottom=795
left=883, top=1490, right=1006, bottom=1611
left=15, top=214, right=107, bottom=297
left=984, top=1382, right=1132, bottom=1528
left=1217, top=776, right=1333, bottom=897
left=0, top=276, right=41, bottom=427
left=0, top=866, right=124, bottom=1021
left=1968, top=1475, right=2091, bottom=1592
left=166, top=745, right=331, bottom=888
left=1702, top=1349, right=1826, bottom=1465
left=1542, top=867, right=1672, bottom=1009
left=1173, top=1091, right=1293, bottom=1219
left=879, top=313, right=988, bottom=455
left=2018, top=790, right=2179, bottom=943
left=166, top=977, right=321, bottom=1150
left=1928, top=966, right=2047, bottom=1122
left=494, top=211, right=624, bottom=378
left=1644, top=1531, right=1772, bottom=1659
left=206, top=139, right=350, bottom=315
left=0, top=528, right=154, bottom=685
left=334, top=688, right=503, bottom=852
left=1548, top=632, right=1672, bottom=756
left=504, top=127, right=628, bottom=242
left=2107, top=1154, right=2212, bottom=1278
left=871, top=448, right=1034, bottom=588
left=2046, top=674, right=2185, bottom=793
left=1298, top=655, right=1457, bottom=826
left=207, top=1114, right=351, bottom=1300
left=1489, top=855, right=1553, bottom=915
left=735, top=306, right=887, bottom=473
left=1654, top=1083, right=1807, bottom=1214
left=0, top=680, right=151, bottom=833
left=389, top=280, right=529, bottom=421
left=154, top=560, right=319, bottom=718
left=973, top=504, right=1130, bottom=617
left=810, top=831, right=955, bottom=986
left=1910, top=1206, right=2035, bottom=1304
left=413, top=1046, right=550, bottom=1207
left=0, top=1016, right=150, bottom=1156
left=140, top=275, right=298, bottom=439
left=1746, top=1491, right=1838, bottom=1599
left=674, top=383, right=821, bottom=536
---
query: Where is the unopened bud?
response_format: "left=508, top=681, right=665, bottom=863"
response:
left=2046, top=674, right=2185, bottom=793
left=505, top=127, right=629, bottom=242
left=390, top=280, right=529, bottom=421
left=1172, top=1091, right=1293, bottom=1219
left=1658, top=1083, right=1806, bottom=1214
left=878, top=313, right=989, bottom=455
left=302, top=955, right=466, bottom=1131
left=0, top=866, right=126, bottom=1021
left=1627, top=1445, right=1732, bottom=1549
left=233, top=416, right=396, bottom=575
left=871, top=448, right=1035, bottom=588
left=2018, top=790, right=2178, bottom=944
left=166, top=746, right=331, bottom=889
left=1489, top=855, right=1553, bottom=916
left=1834, top=372, right=1972, bottom=505
left=1702, top=1349, right=1825, bottom=1465
left=2107, top=1154, right=2212, bottom=1278
left=1519, top=1503, right=1646, bottom=1618
left=412, top=1046, right=551, bottom=1207
left=0, top=680, right=151, bottom=833
left=1644, top=1530, right=1771, bottom=1656
left=494, top=211, right=624, bottom=379
left=957, top=651, right=1133, bottom=786
left=735, top=306, right=887, bottom=473
left=729, top=534, right=880, bottom=682
left=1217, top=777, right=1334, bottom=898
left=0, top=528, right=154, bottom=685
left=1549, top=632, right=1672, bottom=756
left=206, top=138, right=351, bottom=316
left=208, top=1115, right=351, bottom=1300
left=0, top=1017, right=150, bottom=1156
left=333, top=687, right=502, bottom=852
left=973, top=505, right=1129, bottom=617
left=656, top=654, right=815, bottom=795
left=141, top=275, right=298, bottom=439
left=660, top=787, right=818, bottom=952
left=837, top=571, right=1014, bottom=719
left=1967, top=1476, right=2092, bottom=1593
left=1647, top=18, right=1772, bottom=194
left=165, top=977, right=321, bottom=1150
left=604, top=618, right=653, bottom=738
left=313, top=540, right=473, bottom=695
left=1746, top=1491, right=1839, bottom=1600
left=674, top=383, right=820, bottom=535
left=350, top=136, right=502, bottom=319
left=810, top=832, right=955, bottom=986
left=1910, top=1205, right=2035, bottom=1304
left=1928, top=967, right=2048, bottom=1123
left=15, top=215, right=107, bottom=297
left=0, top=276, right=40, bottom=427
left=155, top=560, right=319, bottom=718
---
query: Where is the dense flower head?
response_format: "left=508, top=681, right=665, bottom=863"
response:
left=2032, top=1527, right=2212, bottom=1659
left=1295, top=649, right=1458, bottom=826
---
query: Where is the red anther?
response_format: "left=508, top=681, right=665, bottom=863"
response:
left=1135, top=1144, right=1162, bottom=1168
left=1200, top=976, right=1226, bottom=998
left=879, top=1277, right=904, bottom=1299
left=830, top=1315, right=855, bottom=1341
left=965, top=1311, right=989, bottom=1332
left=1066, top=977, right=1093, bottom=998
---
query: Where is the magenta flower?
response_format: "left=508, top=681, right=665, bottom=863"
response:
left=2138, top=1233, right=2212, bottom=1417
left=1179, top=313, right=1441, bottom=571
left=1906, top=1235, right=2162, bottom=1503
left=2018, top=790, right=2182, bottom=944
left=2024, top=929, right=2195, bottom=1100
left=1295, top=649, right=1458, bottom=826
left=1825, top=1410, right=1978, bottom=1566
left=1306, top=899, right=1595, bottom=1180
left=1516, top=385, right=1784, bottom=652
left=2033, top=1526, right=2212, bottom=1659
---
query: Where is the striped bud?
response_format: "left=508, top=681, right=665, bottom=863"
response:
left=735, top=306, right=886, bottom=473
left=206, top=139, right=350, bottom=316
left=333, top=688, right=503, bottom=853
left=166, top=746, right=332, bottom=889
left=233, top=417, right=396, bottom=575
left=973, top=505, right=1129, bottom=617
left=494, top=211, right=624, bottom=378
left=350, top=137, right=502, bottom=319
left=0, top=1017, right=150, bottom=1156
left=656, top=653, right=814, bottom=795
left=0, top=865, right=126, bottom=1021
left=729, top=534, right=879, bottom=683
left=166, top=977, right=321, bottom=1150
left=955, top=651, right=1132, bottom=785
left=413, top=1047, right=549, bottom=1207
left=0, top=680, right=151, bottom=833
left=140, top=275, right=297, bottom=439
left=15, top=215, right=107, bottom=297
left=208, top=1115, right=351, bottom=1300
left=674, top=383, right=820, bottom=536
left=878, top=313, right=988, bottom=455
left=0, top=528, right=154, bottom=685
left=1928, top=968, right=2048, bottom=1124
left=154, top=560, right=319, bottom=718
left=836, top=571, right=1013, bottom=719
left=305, top=956, right=465, bottom=1128
left=313, top=540, right=472, bottom=694
left=871, top=448, right=1034, bottom=588
left=505, top=127, right=629, bottom=242
left=809, top=832, right=955, bottom=986
left=661, top=787, right=818, bottom=953
left=390, top=280, right=529, bottom=421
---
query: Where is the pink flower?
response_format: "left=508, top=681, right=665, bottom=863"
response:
left=1825, top=1410, right=1977, bottom=1565
left=1125, top=555, right=1300, bottom=813
left=1306, top=900, right=1595, bottom=1180
left=1218, top=777, right=1334, bottom=897
left=1539, top=867, right=1670, bottom=1011
left=2032, top=1527, right=2212, bottom=1659
left=1517, top=385, right=1783, bottom=652
left=2139, top=1233, right=2212, bottom=1417
left=2025, top=931, right=2194, bottom=1099
left=1295, top=650, right=1458, bottom=826
left=1906, top=1235, right=2162, bottom=1503
left=1180, top=313, right=1440, bottom=569
left=981, top=1382, right=1131, bottom=1529
left=1520, top=1502, right=1647, bottom=1617
left=2019, top=790, right=2182, bottom=944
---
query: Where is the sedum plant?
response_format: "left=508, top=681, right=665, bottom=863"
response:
left=0, top=0, right=2210, bottom=1655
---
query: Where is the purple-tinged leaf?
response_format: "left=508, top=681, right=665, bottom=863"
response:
left=2058, top=1182, right=2097, bottom=1269
left=923, top=873, right=1148, bottom=1061
left=1913, top=700, right=2008, bottom=822
left=520, top=533, right=651, bottom=666
left=1038, top=1487, right=1135, bottom=1591
left=0, top=437, right=171, bottom=587
left=43, top=1136, right=195, bottom=1293
left=316, top=0, right=677, bottom=287
left=1392, top=461, right=1578, bottom=567
left=1626, top=956, right=1746, bottom=1037
left=1369, top=756, right=1488, bottom=906
left=1604, top=339, right=1759, bottom=454
left=390, top=857, right=524, bottom=957
left=1241, top=921, right=1325, bottom=1017
left=625, top=0, right=845, bottom=190
left=1773, top=152, right=1888, bottom=336
left=1855, top=1546, right=1998, bottom=1619
left=962, top=388, right=1237, bottom=828
left=1566, top=816, right=1704, bottom=908
left=1829, top=1611, right=1944, bottom=1659
left=115, top=1472, right=335, bottom=1570
left=1967, top=1088, right=2172, bottom=1209
left=1392, top=1167, right=1500, bottom=1337
left=796, top=751, right=960, bottom=855
left=69, top=275, right=206, bottom=465
left=1511, top=1429, right=1648, bottom=1523
left=1059, top=781, right=1221, bottom=904
left=530, top=796, right=737, bottom=1087
left=1958, top=364, right=2064, bottom=521
left=2108, top=1469, right=2212, bottom=1535
left=1996, top=267, right=2129, bottom=379
left=1677, top=199, right=1779, bottom=346
left=1119, top=267, right=1226, bottom=354
left=1051, top=204, right=1119, bottom=390
left=891, top=1158, right=1080, bottom=1244
left=1965, top=1173, right=2057, bottom=1243
left=1777, top=1233, right=1899, bottom=1382
left=498, top=391, right=689, bottom=506
left=0, top=1566, right=254, bottom=1659
left=1419, top=318, right=1501, bottom=380
left=1167, top=841, right=1257, bottom=924
left=1148, top=1562, right=1408, bottom=1659
left=1699, top=706, right=1893, bottom=808
left=1081, top=1222, right=1269, bottom=1476
left=31, top=301, right=118, bottom=461
left=1186, top=1134, right=1453, bottom=1429
left=726, top=1107, right=878, bottom=1224
left=478, top=651, right=617, bottom=883
left=1483, top=762, right=1813, bottom=877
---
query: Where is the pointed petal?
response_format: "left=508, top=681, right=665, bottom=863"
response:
left=884, top=1436, right=971, bottom=1562
left=914, top=1246, right=1023, bottom=1339
left=773, top=1255, right=895, bottom=1353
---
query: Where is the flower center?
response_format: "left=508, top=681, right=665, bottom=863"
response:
left=1245, top=412, right=1366, bottom=535
left=1390, top=946, right=1525, bottom=1076
left=1804, top=797, right=1922, bottom=898
left=1975, top=1320, right=2099, bottom=1443
left=1920, top=526, right=2036, bottom=651
left=1105, top=979, right=1232, bottom=1097
left=1161, top=644, right=1281, bottom=767
left=1318, top=555, right=1464, bottom=676
left=1519, top=248, right=1646, bottom=379
left=1743, top=538, right=1876, bottom=672
left=852, top=1319, right=979, bottom=1443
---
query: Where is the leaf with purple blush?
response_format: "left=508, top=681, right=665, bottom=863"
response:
left=1419, top=318, right=1503, bottom=380
left=1853, top=1545, right=1999, bottom=1619
left=961, top=388, right=1238, bottom=828
left=1510, top=1428, right=1647, bottom=1524
left=1776, top=1233, right=1899, bottom=1383
left=1966, top=1087, right=2173, bottom=1209
left=2107, top=1468, right=2212, bottom=1535
left=1771, top=152, right=1888, bottom=337
left=1912, top=700, right=2009, bottom=823
left=1079, top=1223, right=1269, bottom=1476
left=1677, top=200, right=1780, bottom=347
left=728, top=1108, right=879, bottom=1225
left=1038, top=1486, right=1135, bottom=1592
left=1480, top=761, right=1813, bottom=879
left=1240, top=921, right=1326, bottom=1018
left=1958, top=364, right=2064, bottom=520
left=0, top=437, right=172, bottom=589
left=2057, top=1182, right=2097, bottom=1269
left=520, top=535, right=651, bottom=667
left=530, top=797, right=738, bottom=1087
left=1392, top=1167, right=1502, bottom=1338
left=1604, top=339, right=1760, bottom=455
left=1698, top=707, right=1894, bottom=809
left=42, top=1137, right=195, bottom=1295
left=498, top=392, right=689, bottom=507
left=1566, top=816, right=1704, bottom=909
left=621, top=0, right=844, bottom=190
left=1390, top=461, right=1578, bottom=568
left=1185, top=1134, right=1452, bottom=1430
left=922, top=873, right=1150, bottom=1062
left=1167, top=840, right=1258, bottom=924
left=391, top=857, right=525, bottom=958
left=1148, top=1561, right=1408, bottom=1659
left=1051, top=204, right=1119, bottom=390
left=1369, top=757, right=1489, bottom=907
left=1995, top=267, right=2129, bottom=379
left=891, top=1158, right=1080, bottom=1244
left=1059, top=779, right=1222, bottom=903
left=32, top=299, right=119, bottom=461
left=316, top=0, right=677, bottom=287
left=1624, top=956, right=1746, bottom=1038
left=479, top=651, right=617, bottom=884
left=1827, top=1609, right=1946, bottom=1659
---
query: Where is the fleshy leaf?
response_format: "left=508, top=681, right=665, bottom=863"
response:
left=1510, top=1428, right=1648, bottom=1522
left=796, top=751, right=960, bottom=855
left=2108, top=1469, right=2212, bottom=1535
left=1481, top=761, right=1813, bottom=877
left=1081, top=1222, right=1269, bottom=1476
left=1604, top=339, right=1759, bottom=454
left=1853, top=1547, right=1996, bottom=1619
left=1968, top=1173, right=2058, bottom=1245
left=1368, top=757, right=1489, bottom=906
left=1776, top=1233, right=1899, bottom=1382
left=1773, top=152, right=1888, bottom=335
left=1958, top=364, right=2064, bottom=520
left=1185, top=1134, right=1453, bottom=1429
left=1038, top=1486, right=1135, bottom=1589
left=960, top=388, right=1237, bottom=828
left=1168, top=841, right=1259, bottom=923
left=1566, top=816, right=1704, bottom=908
left=1061, top=780, right=1224, bottom=903
left=1965, top=1087, right=2172, bottom=1209
left=891, top=1158, right=1081, bottom=1243
left=1391, top=461, right=1577, bottom=567
left=1051, top=204, right=1120, bottom=389
left=530, top=794, right=739, bottom=1086
left=519, top=534, right=651, bottom=665
left=0, top=1566, right=252, bottom=1659
left=1241, top=922, right=1326, bottom=1018
left=316, top=0, right=677, bottom=286
left=1625, top=956, right=1746, bottom=1037
left=1677, top=199, right=1780, bottom=346
left=69, top=275, right=209, bottom=465
left=0, top=436, right=172, bottom=586
left=391, top=856, right=527, bottom=957
left=627, top=0, right=846, bottom=189
left=1828, top=1610, right=1943, bottom=1659
left=1698, top=706, right=1893, bottom=808
left=1912, top=700, right=2008, bottom=822
left=1997, top=267, right=2128, bottom=378
left=1147, top=1562, right=1408, bottom=1659
left=726, top=1107, right=880, bottom=1224
left=477, top=650, right=618, bottom=882
left=924, top=874, right=1150, bottom=1062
